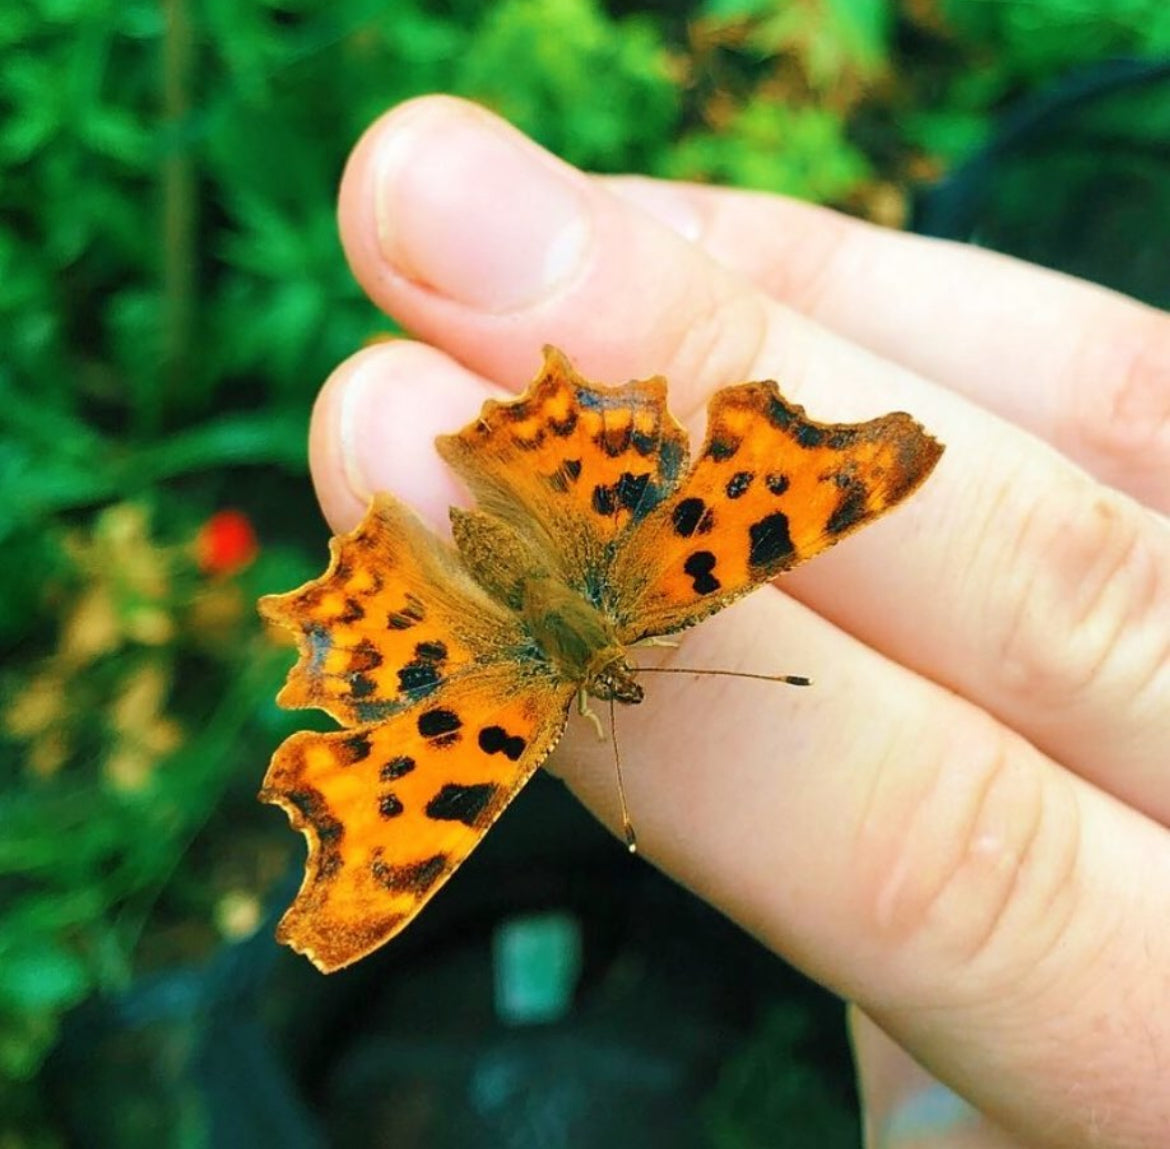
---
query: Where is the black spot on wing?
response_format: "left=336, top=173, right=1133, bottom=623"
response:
left=592, top=472, right=655, bottom=520
left=548, top=457, right=584, bottom=493
left=671, top=498, right=714, bottom=537
left=340, top=734, right=372, bottom=765
left=381, top=755, right=416, bottom=780
left=348, top=639, right=382, bottom=673
left=549, top=409, right=578, bottom=437
left=725, top=471, right=753, bottom=499
left=748, top=512, right=794, bottom=569
left=826, top=478, right=870, bottom=535
left=765, top=473, right=790, bottom=496
left=706, top=437, right=739, bottom=462
left=349, top=673, right=377, bottom=699
left=596, top=424, right=632, bottom=457
left=371, top=852, right=447, bottom=893
left=592, top=484, right=616, bottom=516
left=615, top=472, right=650, bottom=512
left=417, top=708, right=462, bottom=745
left=683, top=551, right=721, bottom=595
left=338, top=597, right=365, bottom=623
left=795, top=424, right=825, bottom=449
left=632, top=428, right=656, bottom=456
left=766, top=395, right=795, bottom=431
left=397, top=640, right=448, bottom=697
left=478, top=725, right=527, bottom=761
left=387, top=593, right=426, bottom=630
left=397, top=661, right=440, bottom=695
left=378, top=793, right=404, bottom=819
left=425, top=782, right=499, bottom=827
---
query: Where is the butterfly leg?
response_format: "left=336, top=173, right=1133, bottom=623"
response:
left=577, top=688, right=607, bottom=742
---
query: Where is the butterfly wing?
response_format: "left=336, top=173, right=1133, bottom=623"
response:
left=262, top=493, right=575, bottom=971
left=263, top=668, right=573, bottom=971
left=609, top=381, right=944, bottom=641
left=260, top=494, right=521, bottom=726
left=436, top=346, right=690, bottom=602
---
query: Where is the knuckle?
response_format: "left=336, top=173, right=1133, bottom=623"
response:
left=990, top=476, right=1168, bottom=711
left=1066, top=314, right=1170, bottom=491
left=865, top=724, right=1081, bottom=994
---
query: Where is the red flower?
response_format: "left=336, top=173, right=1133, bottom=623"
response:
left=196, top=510, right=258, bottom=576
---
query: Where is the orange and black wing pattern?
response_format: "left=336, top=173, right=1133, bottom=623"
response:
left=611, top=380, right=944, bottom=640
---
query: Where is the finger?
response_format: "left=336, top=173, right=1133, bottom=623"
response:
left=334, top=96, right=1170, bottom=825
left=849, top=1007, right=1030, bottom=1149
left=604, top=176, right=1170, bottom=511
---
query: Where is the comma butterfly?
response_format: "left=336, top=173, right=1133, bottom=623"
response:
left=260, top=347, right=943, bottom=971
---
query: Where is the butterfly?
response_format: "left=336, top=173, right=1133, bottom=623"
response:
left=260, top=347, right=944, bottom=971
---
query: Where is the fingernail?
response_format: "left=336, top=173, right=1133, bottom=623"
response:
left=374, top=102, right=592, bottom=313
left=880, top=1083, right=979, bottom=1146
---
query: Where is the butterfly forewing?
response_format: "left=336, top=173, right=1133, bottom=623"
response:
left=610, top=381, right=944, bottom=641
left=436, top=346, right=690, bottom=600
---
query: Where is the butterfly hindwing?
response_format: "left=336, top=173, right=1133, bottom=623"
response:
left=610, top=381, right=944, bottom=640
left=263, top=667, right=575, bottom=971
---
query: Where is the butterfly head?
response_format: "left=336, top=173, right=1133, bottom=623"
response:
left=586, top=654, right=644, bottom=706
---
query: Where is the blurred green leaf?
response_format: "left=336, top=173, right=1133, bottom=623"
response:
left=457, top=0, right=680, bottom=171
left=664, top=99, right=872, bottom=202
left=0, top=941, right=89, bottom=1012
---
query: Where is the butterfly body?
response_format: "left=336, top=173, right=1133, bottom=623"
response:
left=261, top=347, right=943, bottom=971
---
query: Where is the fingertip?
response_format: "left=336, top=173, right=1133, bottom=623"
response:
left=308, top=339, right=503, bottom=534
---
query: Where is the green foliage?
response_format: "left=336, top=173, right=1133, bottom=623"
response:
left=943, top=0, right=1170, bottom=78
left=457, top=0, right=681, bottom=171
left=664, top=99, right=873, bottom=201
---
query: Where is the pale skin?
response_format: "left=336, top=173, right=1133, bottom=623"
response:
left=306, top=96, right=1170, bottom=1148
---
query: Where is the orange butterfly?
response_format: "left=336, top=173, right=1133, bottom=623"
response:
left=260, top=347, right=943, bottom=971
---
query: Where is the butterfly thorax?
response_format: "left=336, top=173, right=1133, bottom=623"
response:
left=520, top=576, right=644, bottom=705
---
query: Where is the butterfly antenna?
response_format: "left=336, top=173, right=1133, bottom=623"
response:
left=609, top=696, right=638, bottom=854
left=636, top=666, right=812, bottom=687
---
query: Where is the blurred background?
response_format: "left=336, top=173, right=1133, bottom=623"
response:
left=3, top=0, right=1169, bottom=1145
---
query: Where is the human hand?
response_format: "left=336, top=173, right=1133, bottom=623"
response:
left=308, top=95, right=1170, bottom=1148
